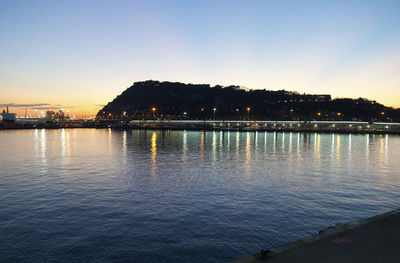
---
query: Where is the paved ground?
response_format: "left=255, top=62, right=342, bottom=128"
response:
left=232, top=209, right=400, bottom=263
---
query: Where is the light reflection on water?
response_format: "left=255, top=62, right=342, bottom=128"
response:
left=1, top=129, right=400, bottom=263
left=151, top=131, right=157, bottom=176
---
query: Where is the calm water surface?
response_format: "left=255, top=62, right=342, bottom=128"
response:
left=1, top=129, right=400, bottom=262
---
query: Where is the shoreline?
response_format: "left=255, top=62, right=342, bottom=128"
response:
left=1, top=122, right=400, bottom=135
left=231, top=208, right=400, bottom=263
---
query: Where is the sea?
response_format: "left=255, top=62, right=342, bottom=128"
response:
left=1, top=129, right=400, bottom=262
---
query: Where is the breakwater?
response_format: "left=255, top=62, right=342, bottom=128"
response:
left=231, top=208, right=400, bottom=263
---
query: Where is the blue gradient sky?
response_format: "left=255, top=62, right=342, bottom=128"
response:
left=1, top=0, right=400, bottom=116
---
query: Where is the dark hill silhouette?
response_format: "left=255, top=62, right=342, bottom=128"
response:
left=97, top=80, right=400, bottom=122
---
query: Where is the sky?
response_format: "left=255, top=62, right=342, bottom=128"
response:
left=1, top=0, right=400, bottom=117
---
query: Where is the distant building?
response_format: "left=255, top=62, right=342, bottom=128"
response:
left=1, top=106, right=16, bottom=122
left=315, top=95, right=331, bottom=101
left=303, top=94, right=331, bottom=102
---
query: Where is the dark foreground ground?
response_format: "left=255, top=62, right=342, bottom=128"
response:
left=232, top=209, right=400, bottom=263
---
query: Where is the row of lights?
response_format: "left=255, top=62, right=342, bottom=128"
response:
left=149, top=107, right=251, bottom=112
left=148, top=107, right=252, bottom=119
left=317, top=112, right=342, bottom=116
left=105, top=109, right=386, bottom=119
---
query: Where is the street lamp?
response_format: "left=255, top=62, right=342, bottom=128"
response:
left=213, top=108, right=216, bottom=120
left=247, top=107, right=250, bottom=120
left=152, top=107, right=156, bottom=121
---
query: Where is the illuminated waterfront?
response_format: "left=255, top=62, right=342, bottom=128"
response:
left=1, top=129, right=400, bottom=262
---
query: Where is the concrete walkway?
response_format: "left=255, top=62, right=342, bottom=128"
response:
left=232, top=209, right=400, bottom=263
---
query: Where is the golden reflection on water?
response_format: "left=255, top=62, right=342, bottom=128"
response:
left=385, top=134, right=389, bottom=163
left=122, top=130, right=127, bottom=159
left=336, top=135, right=341, bottom=160
left=151, top=131, right=157, bottom=176
left=245, top=132, right=251, bottom=173
left=316, top=134, right=321, bottom=162
left=377, top=134, right=390, bottom=165
left=246, top=132, right=251, bottom=160
left=224, top=131, right=230, bottom=159
left=235, top=131, right=240, bottom=160
left=200, top=131, right=204, bottom=162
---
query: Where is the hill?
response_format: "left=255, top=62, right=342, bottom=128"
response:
left=97, top=80, right=400, bottom=122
